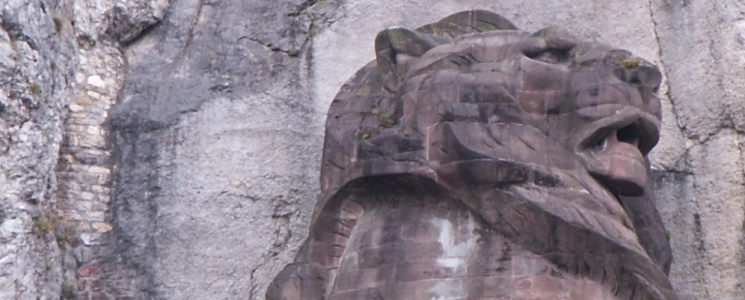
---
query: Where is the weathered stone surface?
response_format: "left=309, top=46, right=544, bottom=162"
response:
left=650, top=2, right=745, bottom=299
left=72, top=0, right=170, bottom=43
left=2, top=0, right=744, bottom=299
left=105, top=0, right=321, bottom=298
left=0, top=0, right=81, bottom=298
left=270, top=10, right=677, bottom=299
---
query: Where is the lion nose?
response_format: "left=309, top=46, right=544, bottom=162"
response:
left=612, top=64, right=662, bottom=92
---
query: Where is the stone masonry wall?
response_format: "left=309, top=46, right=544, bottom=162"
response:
left=56, top=41, right=131, bottom=300
left=58, top=42, right=121, bottom=260
left=54, top=1, right=168, bottom=300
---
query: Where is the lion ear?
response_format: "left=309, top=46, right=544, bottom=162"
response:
left=375, top=27, right=441, bottom=91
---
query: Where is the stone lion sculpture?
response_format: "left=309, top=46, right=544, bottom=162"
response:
left=268, top=10, right=677, bottom=300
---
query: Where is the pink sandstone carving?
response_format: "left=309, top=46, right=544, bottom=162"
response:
left=268, top=10, right=677, bottom=300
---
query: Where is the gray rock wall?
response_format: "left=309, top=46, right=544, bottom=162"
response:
left=0, top=0, right=76, bottom=298
left=1, top=0, right=744, bottom=299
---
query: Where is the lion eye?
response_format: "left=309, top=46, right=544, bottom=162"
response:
left=592, top=133, right=610, bottom=151
left=528, top=49, right=570, bottom=64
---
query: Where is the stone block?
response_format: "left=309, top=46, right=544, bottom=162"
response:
left=89, top=291, right=110, bottom=300
left=80, top=233, right=102, bottom=246
left=87, top=211, right=106, bottom=222
left=87, top=75, right=106, bottom=88
left=73, top=96, right=94, bottom=105
left=74, top=246, right=95, bottom=264
left=92, top=222, right=112, bottom=233
left=79, top=264, right=100, bottom=277
left=88, top=166, right=111, bottom=175
left=69, top=104, right=85, bottom=112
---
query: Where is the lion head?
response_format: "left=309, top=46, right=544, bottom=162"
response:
left=269, top=10, right=676, bottom=300
left=391, top=25, right=662, bottom=197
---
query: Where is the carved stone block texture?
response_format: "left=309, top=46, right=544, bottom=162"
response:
left=268, top=10, right=677, bottom=300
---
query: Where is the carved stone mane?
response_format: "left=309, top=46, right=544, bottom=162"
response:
left=268, top=10, right=677, bottom=300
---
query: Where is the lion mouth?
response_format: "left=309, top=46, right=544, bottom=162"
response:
left=581, top=119, right=658, bottom=157
left=579, top=115, right=659, bottom=196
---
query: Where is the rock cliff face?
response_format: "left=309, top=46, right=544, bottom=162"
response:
left=0, top=0, right=74, bottom=298
left=0, top=0, right=743, bottom=299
